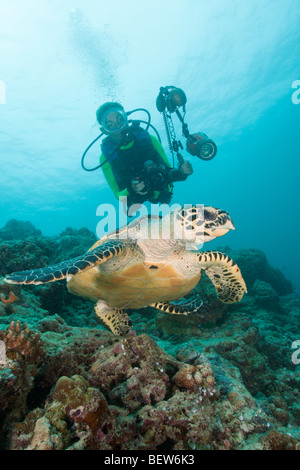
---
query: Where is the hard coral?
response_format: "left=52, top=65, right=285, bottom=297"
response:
left=252, top=280, right=280, bottom=310
left=0, top=219, right=42, bottom=241
left=1, top=320, right=44, bottom=362
left=1, top=291, right=19, bottom=305
left=27, top=416, right=63, bottom=450
left=111, top=365, right=169, bottom=411
left=0, top=321, right=45, bottom=442
left=46, top=375, right=111, bottom=439
left=261, top=431, right=298, bottom=450
left=173, top=363, right=215, bottom=392
left=19, top=374, right=138, bottom=450
left=0, top=240, right=50, bottom=276
left=5, top=331, right=297, bottom=451
left=90, top=334, right=178, bottom=411
left=0, top=280, right=21, bottom=316
left=224, top=248, right=293, bottom=295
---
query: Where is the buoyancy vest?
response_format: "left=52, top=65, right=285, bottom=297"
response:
left=100, top=125, right=173, bottom=200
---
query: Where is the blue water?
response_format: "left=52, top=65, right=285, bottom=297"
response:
left=0, top=0, right=299, bottom=292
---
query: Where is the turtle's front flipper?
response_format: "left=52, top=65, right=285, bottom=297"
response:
left=95, top=300, right=132, bottom=336
left=4, top=240, right=127, bottom=285
left=150, top=294, right=203, bottom=315
left=196, top=251, right=247, bottom=303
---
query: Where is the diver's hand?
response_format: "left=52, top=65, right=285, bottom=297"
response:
left=179, top=161, right=193, bottom=176
left=131, top=179, right=148, bottom=195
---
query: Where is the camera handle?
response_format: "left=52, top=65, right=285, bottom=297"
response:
left=162, top=108, right=190, bottom=168
left=157, top=86, right=192, bottom=168
left=177, top=152, right=184, bottom=166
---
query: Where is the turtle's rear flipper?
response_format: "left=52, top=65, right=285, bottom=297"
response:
left=95, top=300, right=132, bottom=336
left=151, top=294, right=203, bottom=315
left=197, top=251, right=247, bottom=303
left=4, top=240, right=127, bottom=285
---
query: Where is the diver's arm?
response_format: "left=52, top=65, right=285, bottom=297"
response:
left=149, top=135, right=171, bottom=167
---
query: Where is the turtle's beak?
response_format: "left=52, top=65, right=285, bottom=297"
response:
left=196, top=208, right=235, bottom=242
left=212, top=218, right=235, bottom=238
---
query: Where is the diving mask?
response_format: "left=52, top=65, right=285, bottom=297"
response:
left=100, top=106, right=128, bottom=135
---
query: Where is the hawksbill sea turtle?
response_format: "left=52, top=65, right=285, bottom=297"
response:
left=4, top=206, right=247, bottom=335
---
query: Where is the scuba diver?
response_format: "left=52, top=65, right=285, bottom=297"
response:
left=81, top=86, right=217, bottom=212
left=95, top=102, right=193, bottom=208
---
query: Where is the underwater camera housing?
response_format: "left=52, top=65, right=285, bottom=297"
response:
left=143, top=160, right=170, bottom=191
left=133, top=160, right=170, bottom=193
left=156, top=86, right=217, bottom=162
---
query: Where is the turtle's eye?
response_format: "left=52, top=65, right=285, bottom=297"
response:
left=204, top=208, right=217, bottom=221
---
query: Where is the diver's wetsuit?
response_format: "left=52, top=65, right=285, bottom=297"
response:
left=100, top=125, right=187, bottom=206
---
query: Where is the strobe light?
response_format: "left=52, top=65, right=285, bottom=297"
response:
left=186, top=132, right=217, bottom=161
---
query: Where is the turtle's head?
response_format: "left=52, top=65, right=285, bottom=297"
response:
left=171, top=205, right=235, bottom=244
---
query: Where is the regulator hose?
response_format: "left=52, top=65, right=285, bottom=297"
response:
left=81, top=133, right=104, bottom=171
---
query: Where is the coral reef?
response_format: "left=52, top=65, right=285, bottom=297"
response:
left=0, top=320, right=45, bottom=445
left=0, top=219, right=42, bottom=241
left=219, top=247, right=294, bottom=296
left=252, top=280, right=281, bottom=310
left=0, top=220, right=299, bottom=450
